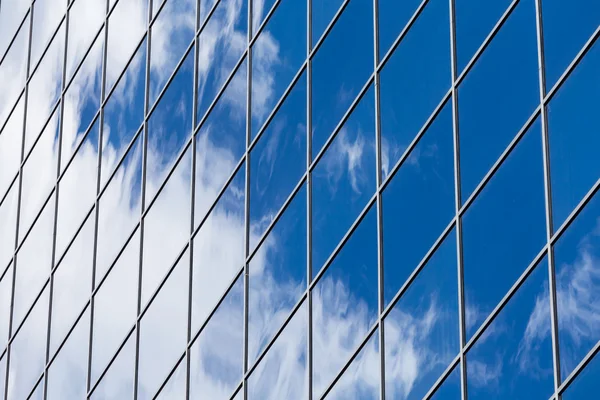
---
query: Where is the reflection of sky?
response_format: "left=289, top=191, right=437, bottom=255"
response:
left=0, top=0, right=599, bottom=399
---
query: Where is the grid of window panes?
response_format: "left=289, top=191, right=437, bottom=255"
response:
left=0, top=0, right=599, bottom=398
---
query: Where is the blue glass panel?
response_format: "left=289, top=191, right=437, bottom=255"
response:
left=311, top=0, right=373, bottom=159
left=312, top=0, right=343, bottom=46
left=454, top=0, right=512, bottom=73
left=458, top=0, right=539, bottom=202
left=462, top=119, right=546, bottom=340
left=312, top=206, right=378, bottom=398
left=146, top=50, right=193, bottom=202
left=430, top=364, right=462, bottom=400
left=379, top=0, right=451, bottom=178
left=542, top=0, right=600, bottom=90
left=378, top=0, right=422, bottom=59
left=190, top=274, right=244, bottom=399
left=251, top=0, right=306, bottom=139
left=547, top=38, right=600, bottom=231
left=554, top=190, right=600, bottom=379
left=312, top=86, right=376, bottom=277
left=196, top=0, right=248, bottom=125
left=248, top=185, right=306, bottom=365
left=384, top=230, right=459, bottom=400
left=562, top=349, right=600, bottom=400
left=252, top=0, right=277, bottom=34
left=248, top=300, right=308, bottom=400
left=382, top=101, right=455, bottom=305
left=250, top=72, right=306, bottom=250
left=466, top=258, right=554, bottom=400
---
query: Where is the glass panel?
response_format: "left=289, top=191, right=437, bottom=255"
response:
left=247, top=300, right=308, bottom=400
left=430, top=364, right=462, bottom=400
left=311, top=86, right=375, bottom=277
left=0, top=97, right=25, bottom=199
left=312, top=206, right=378, bottom=398
left=250, top=0, right=306, bottom=139
left=382, top=101, right=455, bottom=305
left=7, top=286, right=49, bottom=400
left=50, top=213, right=94, bottom=355
left=138, top=251, right=188, bottom=398
left=65, top=0, right=105, bottom=83
left=19, top=106, right=60, bottom=242
left=542, top=0, right=600, bottom=90
left=13, top=194, right=55, bottom=330
left=195, top=0, right=248, bottom=126
left=312, top=0, right=343, bottom=45
left=248, top=185, right=307, bottom=365
left=149, top=0, right=195, bottom=107
left=562, top=349, right=600, bottom=400
left=0, top=1, right=29, bottom=59
left=91, top=230, right=139, bottom=385
left=90, top=331, right=135, bottom=400
left=60, top=31, right=103, bottom=172
left=24, top=23, right=64, bottom=156
left=252, top=0, right=276, bottom=33
left=30, top=0, right=66, bottom=75
left=102, top=38, right=147, bottom=187
left=311, top=0, right=373, bottom=159
left=146, top=50, right=193, bottom=202
left=155, top=357, right=186, bottom=399
left=547, top=38, right=600, bottom=231
left=0, top=265, right=13, bottom=351
left=379, top=0, right=451, bottom=178
left=554, top=189, right=600, bottom=379
left=384, top=230, right=459, bottom=399
left=465, top=258, right=554, bottom=399
left=249, top=72, right=306, bottom=250
left=29, top=379, right=44, bottom=400
left=0, top=18, right=30, bottom=126
left=141, top=149, right=190, bottom=307
left=462, top=119, right=546, bottom=340
left=377, top=0, right=422, bottom=59
left=55, top=119, right=99, bottom=258
left=194, top=59, right=246, bottom=228
left=190, top=274, right=243, bottom=399
left=0, top=354, right=6, bottom=400
left=96, top=133, right=143, bottom=282
left=323, top=330, right=379, bottom=400
left=105, top=0, right=148, bottom=93
left=46, top=308, right=90, bottom=400
left=0, top=183, right=19, bottom=271
left=191, top=163, right=245, bottom=334
left=457, top=0, right=538, bottom=202
left=454, top=0, right=512, bottom=73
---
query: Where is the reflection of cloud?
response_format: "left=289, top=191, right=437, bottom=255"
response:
left=467, top=358, right=503, bottom=388
left=322, top=128, right=367, bottom=195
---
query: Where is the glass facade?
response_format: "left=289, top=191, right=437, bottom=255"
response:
left=0, top=0, right=599, bottom=398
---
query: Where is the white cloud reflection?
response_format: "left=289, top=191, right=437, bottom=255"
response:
left=0, top=0, right=461, bottom=398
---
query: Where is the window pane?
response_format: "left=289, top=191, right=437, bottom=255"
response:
left=547, top=38, right=600, bottom=231
left=90, top=331, right=135, bottom=400
left=0, top=265, right=12, bottom=352
left=379, top=0, right=451, bottom=178
left=554, top=189, right=600, bottom=379
left=457, top=0, right=539, bottom=202
left=311, top=0, right=373, bottom=159
left=430, top=364, right=462, bottom=400
left=250, top=0, right=306, bottom=139
left=155, top=357, right=186, bottom=399
left=249, top=72, right=306, bottom=251
left=0, top=97, right=25, bottom=200
left=0, top=182, right=19, bottom=271
left=312, top=86, right=376, bottom=277
left=248, top=185, right=306, bottom=365
left=382, top=100, right=455, bottom=305
left=66, top=0, right=104, bottom=83
left=562, top=349, right=600, bottom=400
left=384, top=229, right=459, bottom=400
left=248, top=300, right=308, bottom=400
left=0, top=17, right=30, bottom=124
left=378, top=0, right=422, bottom=59
left=190, top=274, right=243, bottom=399
left=465, top=258, right=554, bottom=400
left=542, top=0, right=600, bottom=90
left=462, top=119, right=546, bottom=340
left=312, top=0, right=343, bottom=45
left=312, top=206, right=378, bottom=398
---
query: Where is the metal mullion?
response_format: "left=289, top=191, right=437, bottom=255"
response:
left=133, top=0, right=153, bottom=395
left=306, top=0, right=313, bottom=396
left=186, top=0, right=201, bottom=396
left=242, top=0, right=252, bottom=398
left=534, top=0, right=562, bottom=394
left=42, top=0, right=71, bottom=393
left=4, top=3, right=34, bottom=398
left=372, top=0, right=386, bottom=397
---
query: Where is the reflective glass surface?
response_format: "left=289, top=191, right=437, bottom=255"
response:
left=0, top=0, right=597, bottom=398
